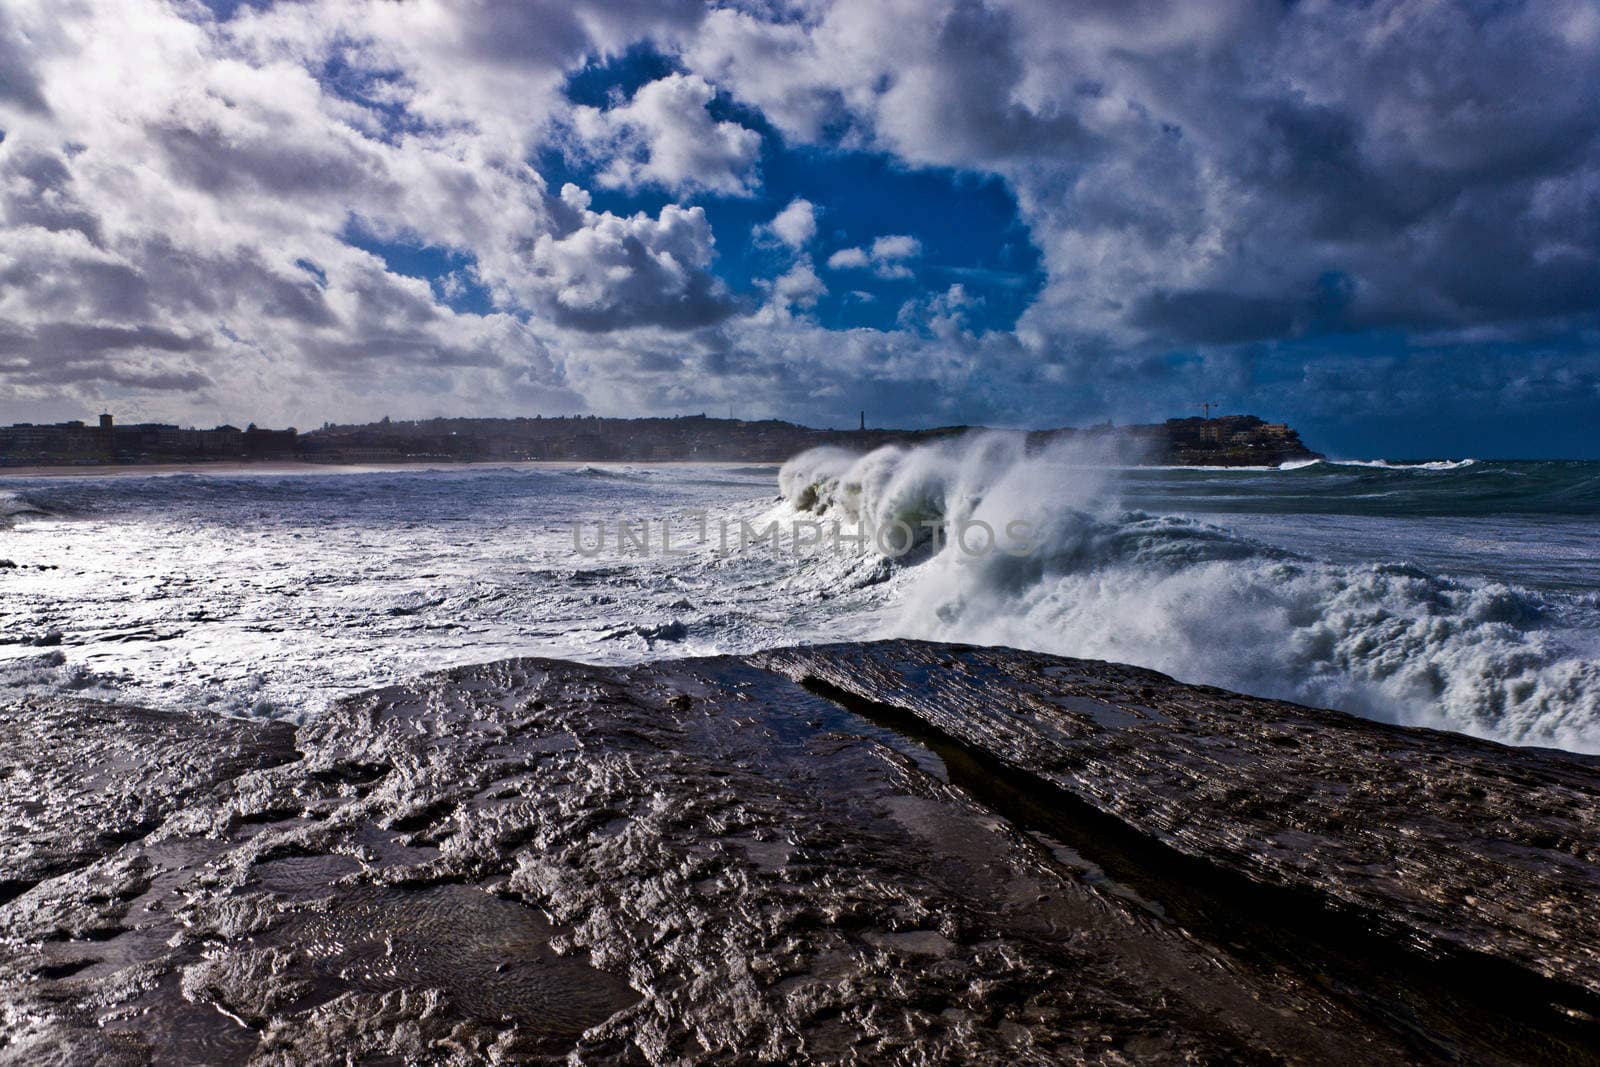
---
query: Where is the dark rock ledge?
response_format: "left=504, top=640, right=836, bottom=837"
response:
left=2, top=640, right=1598, bottom=1065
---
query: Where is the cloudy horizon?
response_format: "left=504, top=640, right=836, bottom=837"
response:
left=2, top=0, right=1598, bottom=457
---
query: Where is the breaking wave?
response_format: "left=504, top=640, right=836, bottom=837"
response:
left=0, top=490, right=50, bottom=527
left=780, top=440, right=1600, bottom=753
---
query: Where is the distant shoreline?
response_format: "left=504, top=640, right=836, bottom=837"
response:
left=2, top=413, right=1324, bottom=471
left=0, top=458, right=774, bottom=479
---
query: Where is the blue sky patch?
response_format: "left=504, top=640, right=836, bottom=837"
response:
left=547, top=47, right=1045, bottom=334
left=341, top=222, right=497, bottom=317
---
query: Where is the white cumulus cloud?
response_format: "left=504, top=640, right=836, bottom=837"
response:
left=765, top=197, right=818, bottom=249
left=570, top=73, right=762, bottom=197
left=770, top=258, right=827, bottom=308
left=523, top=185, right=735, bottom=331
left=827, top=234, right=922, bottom=279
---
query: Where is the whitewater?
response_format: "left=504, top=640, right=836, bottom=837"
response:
left=2, top=444, right=1597, bottom=752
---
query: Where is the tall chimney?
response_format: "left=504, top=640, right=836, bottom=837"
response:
left=859, top=410, right=865, bottom=432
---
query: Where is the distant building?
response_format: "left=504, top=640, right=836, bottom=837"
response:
left=0, top=420, right=101, bottom=462
left=0, top=412, right=298, bottom=465
left=242, top=424, right=298, bottom=458
left=201, top=425, right=243, bottom=455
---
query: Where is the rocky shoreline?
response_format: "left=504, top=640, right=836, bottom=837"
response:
left=3, top=641, right=1597, bottom=1064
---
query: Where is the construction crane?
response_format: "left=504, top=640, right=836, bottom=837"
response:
left=1191, top=402, right=1221, bottom=420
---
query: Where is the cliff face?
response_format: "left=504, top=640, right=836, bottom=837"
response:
left=7, top=640, right=1584, bottom=1064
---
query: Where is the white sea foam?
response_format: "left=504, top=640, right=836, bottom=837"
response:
left=784, top=442, right=1600, bottom=753
left=6, top=458, right=1597, bottom=753
left=0, top=465, right=889, bottom=722
left=1329, top=458, right=1479, bottom=471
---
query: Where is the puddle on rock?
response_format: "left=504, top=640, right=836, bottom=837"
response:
left=292, top=883, right=639, bottom=1037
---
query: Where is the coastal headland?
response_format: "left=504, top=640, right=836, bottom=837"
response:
left=3, top=640, right=1595, bottom=1064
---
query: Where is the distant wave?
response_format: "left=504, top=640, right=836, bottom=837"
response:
left=1329, top=458, right=1479, bottom=471
left=1126, top=457, right=1600, bottom=517
left=779, top=440, right=1600, bottom=753
left=565, top=465, right=654, bottom=481
left=0, top=490, right=51, bottom=526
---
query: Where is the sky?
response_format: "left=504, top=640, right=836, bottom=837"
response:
left=0, top=0, right=1597, bottom=457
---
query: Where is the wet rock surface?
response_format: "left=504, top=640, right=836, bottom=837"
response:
left=0, top=700, right=298, bottom=910
left=2, top=640, right=1598, bottom=1064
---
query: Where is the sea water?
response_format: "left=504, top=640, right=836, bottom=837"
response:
left=2, top=444, right=1597, bottom=751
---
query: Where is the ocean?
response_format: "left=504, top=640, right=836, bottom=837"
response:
left=3, top=440, right=1597, bottom=752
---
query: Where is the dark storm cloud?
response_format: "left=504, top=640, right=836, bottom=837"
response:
left=1130, top=289, right=1302, bottom=347
left=0, top=321, right=214, bottom=389
left=690, top=0, right=1598, bottom=364
left=0, top=256, right=153, bottom=321
left=912, top=0, right=1093, bottom=165
left=11, top=323, right=211, bottom=358
left=1091, top=0, right=1600, bottom=343
left=126, top=240, right=339, bottom=327
left=450, top=0, right=704, bottom=66
left=0, top=7, right=49, bottom=115
left=30, top=363, right=214, bottom=390
left=545, top=264, right=739, bottom=333
left=1, top=148, right=104, bottom=245
left=303, top=332, right=503, bottom=368
left=149, top=120, right=387, bottom=200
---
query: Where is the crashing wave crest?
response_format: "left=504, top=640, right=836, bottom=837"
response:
left=780, top=441, right=1600, bottom=753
